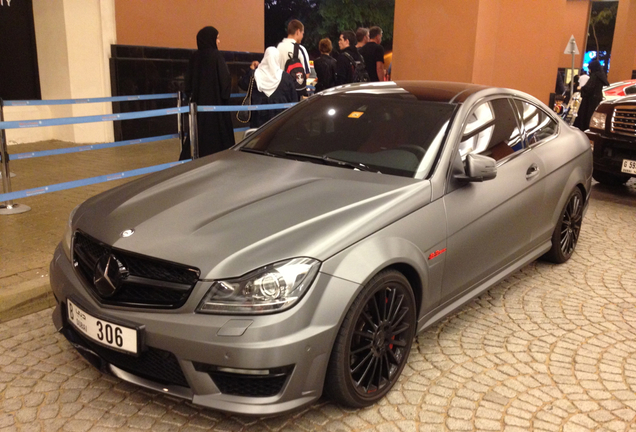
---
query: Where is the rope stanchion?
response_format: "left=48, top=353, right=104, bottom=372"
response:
left=0, top=99, right=30, bottom=214
left=189, top=101, right=199, bottom=160
left=177, top=91, right=184, bottom=149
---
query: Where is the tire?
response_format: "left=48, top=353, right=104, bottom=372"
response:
left=592, top=170, right=629, bottom=186
left=324, top=270, right=416, bottom=408
left=542, top=188, right=584, bottom=264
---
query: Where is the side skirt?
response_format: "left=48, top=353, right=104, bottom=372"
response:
left=416, top=240, right=552, bottom=333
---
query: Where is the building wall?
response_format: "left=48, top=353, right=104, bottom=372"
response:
left=392, top=0, right=480, bottom=83
left=608, top=0, right=636, bottom=83
left=393, top=0, right=584, bottom=104
left=559, top=0, right=590, bottom=70
left=114, top=0, right=264, bottom=52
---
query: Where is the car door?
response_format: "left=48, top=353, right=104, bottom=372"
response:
left=510, top=98, right=563, bottom=246
left=440, top=97, right=547, bottom=305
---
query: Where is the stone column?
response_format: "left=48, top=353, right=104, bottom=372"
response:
left=30, top=0, right=115, bottom=143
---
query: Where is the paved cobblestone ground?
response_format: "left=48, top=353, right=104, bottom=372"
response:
left=1, top=180, right=635, bottom=431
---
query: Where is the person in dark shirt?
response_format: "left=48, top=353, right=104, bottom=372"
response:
left=355, top=27, right=369, bottom=49
left=359, top=26, right=385, bottom=82
left=238, top=47, right=299, bottom=128
left=314, top=38, right=337, bottom=92
left=335, top=30, right=364, bottom=85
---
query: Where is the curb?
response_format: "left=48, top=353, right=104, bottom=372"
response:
left=0, top=278, right=56, bottom=323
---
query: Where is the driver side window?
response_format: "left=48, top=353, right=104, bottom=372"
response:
left=460, top=98, right=523, bottom=162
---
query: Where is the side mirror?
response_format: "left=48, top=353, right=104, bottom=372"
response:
left=455, top=153, right=497, bottom=182
left=243, top=128, right=258, bottom=139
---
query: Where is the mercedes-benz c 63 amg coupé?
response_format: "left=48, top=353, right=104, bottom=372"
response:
left=50, top=81, right=592, bottom=415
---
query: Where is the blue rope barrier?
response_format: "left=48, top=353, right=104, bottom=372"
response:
left=198, top=102, right=297, bottom=112
left=4, top=93, right=179, bottom=107
left=0, top=160, right=189, bottom=202
left=0, top=104, right=299, bottom=130
left=0, top=106, right=189, bottom=130
left=9, top=134, right=179, bottom=160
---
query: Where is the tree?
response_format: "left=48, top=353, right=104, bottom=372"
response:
left=318, top=0, right=394, bottom=50
left=264, top=0, right=395, bottom=57
left=264, top=0, right=322, bottom=54
left=586, top=1, right=618, bottom=66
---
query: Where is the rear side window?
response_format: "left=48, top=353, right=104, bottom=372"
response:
left=459, top=98, right=523, bottom=162
left=512, top=100, right=558, bottom=147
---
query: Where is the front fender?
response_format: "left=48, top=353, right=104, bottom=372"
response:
left=321, top=198, right=447, bottom=321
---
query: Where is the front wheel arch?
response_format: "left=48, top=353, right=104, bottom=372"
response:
left=324, top=269, right=417, bottom=408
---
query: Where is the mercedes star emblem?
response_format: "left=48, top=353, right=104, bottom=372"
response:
left=93, top=254, right=129, bottom=297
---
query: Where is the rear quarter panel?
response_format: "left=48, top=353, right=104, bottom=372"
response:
left=530, top=123, right=592, bottom=243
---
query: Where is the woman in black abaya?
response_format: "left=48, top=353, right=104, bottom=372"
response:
left=574, top=59, right=609, bottom=132
left=180, top=26, right=235, bottom=159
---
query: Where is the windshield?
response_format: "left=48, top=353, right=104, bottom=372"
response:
left=238, top=93, right=456, bottom=178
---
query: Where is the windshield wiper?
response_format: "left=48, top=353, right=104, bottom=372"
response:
left=238, top=147, right=282, bottom=158
left=283, top=151, right=379, bottom=173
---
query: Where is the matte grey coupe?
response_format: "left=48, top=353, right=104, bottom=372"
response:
left=50, top=81, right=593, bottom=415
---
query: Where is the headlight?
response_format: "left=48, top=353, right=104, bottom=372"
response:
left=197, top=258, right=320, bottom=315
left=589, top=112, right=606, bottom=130
left=62, top=204, right=80, bottom=259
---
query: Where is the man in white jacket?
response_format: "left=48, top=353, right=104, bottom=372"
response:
left=276, top=19, right=311, bottom=75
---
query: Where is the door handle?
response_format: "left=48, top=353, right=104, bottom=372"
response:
left=526, top=163, right=540, bottom=180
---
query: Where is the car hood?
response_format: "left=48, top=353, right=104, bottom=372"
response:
left=74, top=150, right=431, bottom=279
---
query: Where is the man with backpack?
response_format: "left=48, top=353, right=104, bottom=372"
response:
left=277, top=19, right=311, bottom=96
left=335, top=30, right=369, bottom=85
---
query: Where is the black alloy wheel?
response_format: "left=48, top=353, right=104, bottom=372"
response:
left=543, top=188, right=584, bottom=264
left=325, top=270, right=416, bottom=407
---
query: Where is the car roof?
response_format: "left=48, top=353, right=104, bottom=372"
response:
left=322, top=80, right=490, bottom=104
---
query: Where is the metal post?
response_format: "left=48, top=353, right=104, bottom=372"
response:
left=176, top=91, right=183, bottom=146
left=188, top=100, right=199, bottom=160
left=0, top=99, right=30, bottom=215
left=570, top=52, right=575, bottom=101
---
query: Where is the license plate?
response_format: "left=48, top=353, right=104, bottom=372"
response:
left=622, top=159, right=636, bottom=175
left=67, top=299, right=138, bottom=354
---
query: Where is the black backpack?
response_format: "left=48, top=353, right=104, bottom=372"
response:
left=343, top=51, right=370, bottom=83
left=284, top=43, right=308, bottom=93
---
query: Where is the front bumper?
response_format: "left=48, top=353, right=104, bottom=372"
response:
left=586, top=130, right=636, bottom=177
left=49, top=244, right=360, bottom=415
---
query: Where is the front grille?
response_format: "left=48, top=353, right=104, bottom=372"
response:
left=73, top=231, right=200, bottom=308
left=194, top=363, right=292, bottom=397
left=611, top=105, right=636, bottom=137
left=64, top=325, right=189, bottom=388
